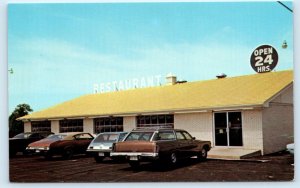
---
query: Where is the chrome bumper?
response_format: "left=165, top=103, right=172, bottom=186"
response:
left=86, top=149, right=112, bottom=152
left=110, top=152, right=159, bottom=157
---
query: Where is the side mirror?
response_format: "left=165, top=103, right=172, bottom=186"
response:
left=192, top=137, right=196, bottom=140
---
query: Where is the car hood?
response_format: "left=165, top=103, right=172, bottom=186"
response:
left=28, top=139, right=58, bottom=147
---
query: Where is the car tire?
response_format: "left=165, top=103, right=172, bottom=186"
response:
left=63, top=148, right=74, bottom=160
left=94, top=156, right=104, bottom=163
left=197, top=147, right=208, bottom=161
left=129, top=161, right=140, bottom=169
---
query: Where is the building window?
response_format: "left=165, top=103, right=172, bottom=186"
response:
left=59, top=119, right=83, bottom=133
left=31, top=121, right=51, bottom=132
left=94, top=117, right=123, bottom=134
left=137, top=114, right=174, bottom=128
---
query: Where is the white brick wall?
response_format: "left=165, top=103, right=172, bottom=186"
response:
left=174, top=113, right=213, bottom=142
left=262, top=104, right=293, bottom=154
left=242, top=110, right=264, bottom=151
left=123, top=116, right=136, bottom=131
left=262, top=86, right=294, bottom=155
left=24, top=122, right=31, bottom=132
left=83, top=119, right=94, bottom=134
left=51, top=120, right=59, bottom=134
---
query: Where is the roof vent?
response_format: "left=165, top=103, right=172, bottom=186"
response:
left=176, top=79, right=187, bottom=84
left=166, top=73, right=177, bottom=85
left=216, top=73, right=227, bottom=79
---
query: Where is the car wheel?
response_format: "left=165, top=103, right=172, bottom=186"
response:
left=129, top=161, right=140, bottom=169
left=63, top=148, right=74, bottom=160
left=197, top=147, right=208, bottom=161
left=169, top=152, right=177, bottom=165
left=94, top=156, right=104, bottom=163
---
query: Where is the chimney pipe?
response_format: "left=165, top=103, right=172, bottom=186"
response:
left=166, top=73, right=177, bottom=85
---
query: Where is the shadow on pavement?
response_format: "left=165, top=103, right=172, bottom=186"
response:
left=120, top=158, right=204, bottom=172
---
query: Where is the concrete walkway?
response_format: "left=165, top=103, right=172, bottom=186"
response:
left=208, top=147, right=261, bottom=160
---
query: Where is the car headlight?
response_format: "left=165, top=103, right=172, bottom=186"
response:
left=44, top=146, right=49, bottom=150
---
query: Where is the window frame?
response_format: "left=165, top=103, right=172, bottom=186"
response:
left=31, top=121, right=51, bottom=132
left=59, top=119, right=83, bottom=133
left=94, top=117, right=124, bottom=134
left=136, top=114, right=174, bottom=128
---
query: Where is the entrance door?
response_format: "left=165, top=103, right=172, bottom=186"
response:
left=214, top=112, right=243, bottom=146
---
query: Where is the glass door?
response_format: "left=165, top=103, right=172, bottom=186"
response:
left=228, top=112, right=243, bottom=146
left=214, top=112, right=243, bottom=146
left=214, top=113, right=228, bottom=146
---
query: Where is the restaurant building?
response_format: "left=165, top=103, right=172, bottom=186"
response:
left=19, top=70, right=294, bottom=158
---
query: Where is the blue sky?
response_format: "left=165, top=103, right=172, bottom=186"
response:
left=8, top=2, right=293, bottom=113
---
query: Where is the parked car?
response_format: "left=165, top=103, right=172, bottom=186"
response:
left=9, top=131, right=54, bottom=157
left=43, top=132, right=94, bottom=160
left=110, top=128, right=211, bottom=168
left=286, top=143, right=294, bottom=155
left=26, top=133, right=68, bottom=158
left=87, top=132, right=128, bottom=162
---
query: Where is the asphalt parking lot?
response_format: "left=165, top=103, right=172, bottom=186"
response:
left=9, top=151, right=294, bottom=182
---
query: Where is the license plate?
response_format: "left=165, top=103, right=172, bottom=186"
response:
left=98, top=152, right=104, bottom=156
left=35, top=150, right=40, bottom=153
left=129, top=156, right=138, bottom=161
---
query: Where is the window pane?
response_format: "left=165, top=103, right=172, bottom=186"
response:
left=158, top=115, right=165, bottom=124
left=176, top=132, right=185, bottom=140
left=151, top=116, right=158, bottom=124
left=111, top=118, right=116, bottom=125
left=117, top=117, right=123, bottom=125
left=182, top=132, right=192, bottom=140
left=166, top=115, right=173, bottom=123
left=104, top=118, right=110, bottom=125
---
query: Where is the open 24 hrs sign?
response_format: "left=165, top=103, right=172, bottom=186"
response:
left=250, top=45, right=278, bottom=73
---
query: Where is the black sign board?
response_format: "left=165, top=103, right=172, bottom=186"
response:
left=250, top=45, right=278, bottom=73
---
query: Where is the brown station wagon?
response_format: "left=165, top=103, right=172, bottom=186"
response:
left=111, top=128, right=211, bottom=168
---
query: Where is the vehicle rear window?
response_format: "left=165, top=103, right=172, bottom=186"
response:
left=125, top=132, right=154, bottom=141
left=95, top=134, right=118, bottom=142
left=46, top=134, right=67, bottom=140
left=118, top=133, right=127, bottom=141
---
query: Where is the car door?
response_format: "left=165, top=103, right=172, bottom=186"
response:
left=73, top=133, right=94, bottom=154
left=175, top=131, right=188, bottom=158
left=181, top=131, right=199, bottom=157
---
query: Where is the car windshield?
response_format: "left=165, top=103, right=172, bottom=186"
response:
left=13, top=133, right=32, bottom=139
left=46, top=134, right=67, bottom=140
left=95, top=134, right=119, bottom=142
left=125, top=132, right=154, bottom=141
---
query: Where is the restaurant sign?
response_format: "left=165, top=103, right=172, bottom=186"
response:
left=93, top=75, right=162, bottom=93
left=250, top=45, right=278, bottom=73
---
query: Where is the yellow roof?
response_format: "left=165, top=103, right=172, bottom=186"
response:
left=20, top=70, right=293, bottom=120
